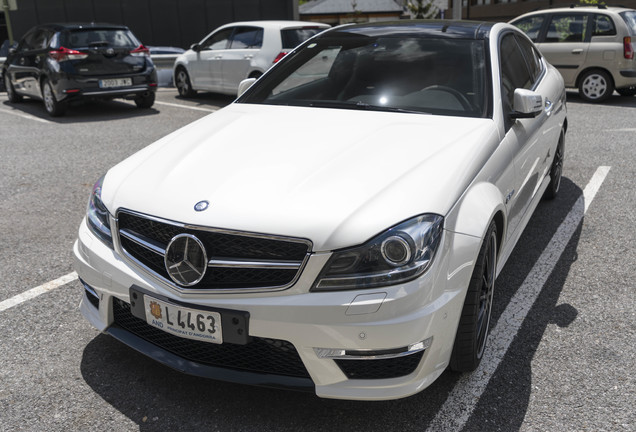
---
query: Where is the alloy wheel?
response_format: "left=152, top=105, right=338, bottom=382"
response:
left=476, top=230, right=496, bottom=358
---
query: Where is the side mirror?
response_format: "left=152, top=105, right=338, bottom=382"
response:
left=237, top=78, right=257, bottom=97
left=510, top=88, right=543, bottom=119
left=190, top=43, right=202, bottom=53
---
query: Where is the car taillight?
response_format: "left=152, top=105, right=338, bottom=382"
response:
left=273, top=51, right=288, bottom=64
left=624, top=37, right=634, bottom=60
left=130, top=45, right=150, bottom=57
left=49, top=46, right=88, bottom=62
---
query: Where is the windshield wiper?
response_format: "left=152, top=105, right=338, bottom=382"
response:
left=308, top=100, right=428, bottom=115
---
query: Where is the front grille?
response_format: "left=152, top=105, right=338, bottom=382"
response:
left=335, top=352, right=424, bottom=379
left=116, top=210, right=311, bottom=290
left=112, top=297, right=311, bottom=378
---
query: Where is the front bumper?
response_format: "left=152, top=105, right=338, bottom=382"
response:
left=73, top=217, right=480, bottom=400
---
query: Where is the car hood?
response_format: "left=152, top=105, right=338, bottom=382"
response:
left=103, top=104, right=499, bottom=251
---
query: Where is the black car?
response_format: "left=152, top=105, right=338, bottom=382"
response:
left=2, top=23, right=157, bottom=116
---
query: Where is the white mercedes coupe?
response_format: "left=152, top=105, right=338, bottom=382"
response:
left=74, top=20, right=567, bottom=400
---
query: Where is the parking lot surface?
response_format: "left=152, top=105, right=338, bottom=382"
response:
left=1, top=88, right=634, bottom=431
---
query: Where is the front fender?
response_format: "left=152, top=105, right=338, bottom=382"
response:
left=445, top=181, right=506, bottom=246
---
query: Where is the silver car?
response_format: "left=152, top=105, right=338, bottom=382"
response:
left=173, top=20, right=329, bottom=97
left=511, top=6, right=636, bottom=102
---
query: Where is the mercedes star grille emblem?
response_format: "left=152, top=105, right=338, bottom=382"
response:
left=194, top=200, right=209, bottom=212
left=164, top=234, right=208, bottom=286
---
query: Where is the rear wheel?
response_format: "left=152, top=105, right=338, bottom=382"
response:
left=134, top=92, right=155, bottom=109
left=450, top=222, right=497, bottom=372
left=175, top=67, right=196, bottom=97
left=42, top=79, right=67, bottom=117
left=578, top=69, right=613, bottom=102
left=4, top=73, right=23, bottom=103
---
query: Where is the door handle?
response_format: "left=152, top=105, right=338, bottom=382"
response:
left=571, top=48, right=583, bottom=54
left=244, top=55, right=253, bottom=59
left=214, top=55, right=223, bottom=59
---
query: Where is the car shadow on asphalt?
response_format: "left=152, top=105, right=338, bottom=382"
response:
left=79, top=176, right=584, bottom=431
left=1, top=98, right=160, bottom=123
left=172, top=91, right=236, bottom=108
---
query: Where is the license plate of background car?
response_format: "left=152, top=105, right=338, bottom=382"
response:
left=143, top=295, right=223, bottom=344
left=99, top=78, right=132, bottom=88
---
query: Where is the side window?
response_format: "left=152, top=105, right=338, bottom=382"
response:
left=592, top=14, right=616, bottom=37
left=229, top=27, right=264, bottom=49
left=515, top=34, right=543, bottom=83
left=201, top=28, right=233, bottom=50
left=32, top=29, right=50, bottom=50
left=18, top=29, right=38, bottom=51
left=513, top=16, right=545, bottom=42
left=500, top=33, right=533, bottom=110
left=545, top=14, right=588, bottom=43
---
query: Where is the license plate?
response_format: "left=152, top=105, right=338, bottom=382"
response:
left=143, top=296, right=223, bottom=344
left=99, top=78, right=132, bottom=88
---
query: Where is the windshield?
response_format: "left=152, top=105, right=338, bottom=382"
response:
left=239, top=35, right=488, bottom=118
left=620, top=11, right=636, bottom=36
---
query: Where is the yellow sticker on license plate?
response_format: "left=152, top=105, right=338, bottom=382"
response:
left=99, top=78, right=132, bottom=88
left=143, top=296, right=223, bottom=344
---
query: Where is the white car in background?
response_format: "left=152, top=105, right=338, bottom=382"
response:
left=74, top=21, right=567, bottom=400
left=173, top=20, right=329, bottom=97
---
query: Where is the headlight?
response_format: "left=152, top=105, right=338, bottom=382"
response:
left=312, top=214, right=443, bottom=291
left=86, top=175, right=113, bottom=248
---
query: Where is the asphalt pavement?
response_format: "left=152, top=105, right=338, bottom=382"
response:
left=0, top=88, right=634, bottom=431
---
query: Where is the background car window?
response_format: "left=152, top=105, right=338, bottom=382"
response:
left=229, top=27, right=263, bottom=49
left=545, top=14, right=588, bottom=43
left=281, top=28, right=326, bottom=49
left=500, top=33, right=534, bottom=109
left=32, top=29, right=50, bottom=49
left=592, top=14, right=616, bottom=37
left=515, top=34, right=543, bottom=82
left=620, top=11, right=636, bottom=35
left=17, top=29, right=38, bottom=51
left=62, top=29, right=139, bottom=48
left=513, top=16, right=545, bottom=42
left=201, top=28, right=233, bottom=50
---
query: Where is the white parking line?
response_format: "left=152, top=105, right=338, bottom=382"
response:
left=0, top=108, right=53, bottom=124
left=0, top=272, right=78, bottom=313
left=426, top=166, right=611, bottom=432
left=154, top=100, right=218, bottom=112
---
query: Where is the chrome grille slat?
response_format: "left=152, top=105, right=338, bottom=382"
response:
left=116, top=209, right=311, bottom=292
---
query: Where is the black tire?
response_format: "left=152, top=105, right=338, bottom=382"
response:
left=42, top=79, right=67, bottom=117
left=543, top=132, right=565, bottom=200
left=175, top=67, right=196, bottom=97
left=4, top=72, right=23, bottom=103
left=450, top=221, right=497, bottom=372
left=578, top=69, right=613, bottom=103
left=135, top=92, right=155, bottom=109
left=249, top=71, right=263, bottom=80
left=616, top=86, right=636, bottom=97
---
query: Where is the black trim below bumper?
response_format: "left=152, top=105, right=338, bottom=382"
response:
left=620, top=70, right=636, bottom=78
left=106, top=325, right=316, bottom=392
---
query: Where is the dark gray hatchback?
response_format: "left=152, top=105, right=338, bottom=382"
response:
left=2, top=23, right=157, bottom=116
